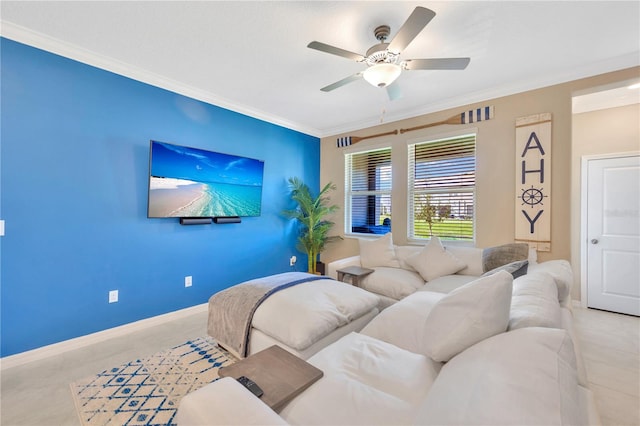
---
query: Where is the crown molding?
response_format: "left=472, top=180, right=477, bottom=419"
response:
left=0, top=21, right=322, bottom=138
left=2, top=21, right=636, bottom=139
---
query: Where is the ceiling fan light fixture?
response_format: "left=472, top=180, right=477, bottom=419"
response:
left=363, top=63, right=401, bottom=88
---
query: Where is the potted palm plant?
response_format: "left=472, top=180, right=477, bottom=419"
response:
left=283, top=177, right=341, bottom=274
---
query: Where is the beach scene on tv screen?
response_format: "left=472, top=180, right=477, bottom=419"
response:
left=148, top=141, right=264, bottom=218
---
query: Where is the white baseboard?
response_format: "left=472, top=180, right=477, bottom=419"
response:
left=0, top=303, right=208, bottom=370
left=572, top=299, right=586, bottom=309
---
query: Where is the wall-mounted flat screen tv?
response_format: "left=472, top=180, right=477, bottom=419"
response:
left=147, top=140, right=264, bottom=218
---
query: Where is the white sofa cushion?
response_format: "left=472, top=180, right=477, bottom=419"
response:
left=406, top=236, right=466, bottom=282
left=394, top=245, right=421, bottom=271
left=358, top=232, right=401, bottom=268
left=509, top=271, right=562, bottom=330
left=176, top=377, right=287, bottom=425
left=419, top=274, right=478, bottom=294
left=528, top=259, right=573, bottom=306
left=358, top=266, right=425, bottom=300
left=280, top=332, right=441, bottom=425
left=252, top=280, right=379, bottom=350
left=445, top=246, right=484, bottom=276
left=360, top=291, right=446, bottom=354
left=414, top=327, right=585, bottom=426
left=422, top=271, right=513, bottom=362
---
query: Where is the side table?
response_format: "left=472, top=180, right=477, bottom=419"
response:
left=218, top=345, right=323, bottom=412
left=336, top=265, right=374, bottom=287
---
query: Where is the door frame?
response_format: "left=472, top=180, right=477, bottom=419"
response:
left=580, top=151, right=640, bottom=308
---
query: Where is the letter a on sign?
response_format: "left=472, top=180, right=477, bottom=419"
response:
left=515, top=113, right=552, bottom=252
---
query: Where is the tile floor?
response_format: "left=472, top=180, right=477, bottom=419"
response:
left=573, top=306, right=640, bottom=425
left=0, top=306, right=638, bottom=425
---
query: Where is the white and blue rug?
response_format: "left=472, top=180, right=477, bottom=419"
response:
left=70, top=336, right=236, bottom=426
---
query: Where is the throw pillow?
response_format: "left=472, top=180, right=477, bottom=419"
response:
left=360, top=291, right=446, bottom=355
left=357, top=267, right=425, bottom=300
left=482, top=243, right=529, bottom=272
left=421, top=270, right=513, bottom=362
left=358, top=232, right=400, bottom=269
left=406, top=236, right=466, bottom=282
left=481, top=259, right=529, bottom=279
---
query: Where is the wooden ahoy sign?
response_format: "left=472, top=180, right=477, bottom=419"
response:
left=515, top=113, right=552, bottom=252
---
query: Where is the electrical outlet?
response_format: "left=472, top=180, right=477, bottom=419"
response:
left=109, top=290, right=119, bottom=303
left=290, top=256, right=297, bottom=266
left=185, top=276, right=192, bottom=287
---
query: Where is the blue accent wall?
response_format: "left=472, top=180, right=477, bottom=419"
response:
left=0, top=38, right=320, bottom=357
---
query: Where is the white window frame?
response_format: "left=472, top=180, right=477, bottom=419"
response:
left=407, top=132, right=477, bottom=243
left=344, top=146, right=392, bottom=236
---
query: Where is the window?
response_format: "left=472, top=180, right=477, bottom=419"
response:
left=408, top=134, right=476, bottom=241
left=345, top=147, right=392, bottom=235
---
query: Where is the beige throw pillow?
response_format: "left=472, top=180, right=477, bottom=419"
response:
left=406, top=236, right=466, bottom=282
left=421, top=270, right=513, bottom=362
left=358, top=232, right=400, bottom=268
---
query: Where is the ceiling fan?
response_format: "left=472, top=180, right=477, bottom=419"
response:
left=307, top=6, right=470, bottom=99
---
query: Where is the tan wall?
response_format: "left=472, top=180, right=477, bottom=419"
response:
left=320, top=66, right=640, bottom=301
left=571, top=102, right=640, bottom=301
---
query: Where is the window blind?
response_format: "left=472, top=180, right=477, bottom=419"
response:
left=345, top=147, right=392, bottom=235
left=408, top=134, right=476, bottom=241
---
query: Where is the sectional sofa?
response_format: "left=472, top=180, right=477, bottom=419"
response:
left=176, top=239, right=599, bottom=425
left=327, top=233, right=546, bottom=309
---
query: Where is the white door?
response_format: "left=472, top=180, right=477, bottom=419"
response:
left=586, top=155, right=640, bottom=316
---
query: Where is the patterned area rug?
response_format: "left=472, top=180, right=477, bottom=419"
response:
left=70, top=336, right=237, bottom=426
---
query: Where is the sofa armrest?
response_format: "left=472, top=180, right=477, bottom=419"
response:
left=176, top=377, right=288, bottom=425
left=528, top=259, right=573, bottom=306
left=326, top=255, right=362, bottom=280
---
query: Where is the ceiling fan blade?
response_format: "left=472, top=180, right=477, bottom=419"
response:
left=387, top=7, right=436, bottom=54
left=403, top=58, right=471, bottom=70
left=308, top=41, right=365, bottom=62
left=320, top=73, right=363, bottom=92
left=386, top=83, right=402, bottom=101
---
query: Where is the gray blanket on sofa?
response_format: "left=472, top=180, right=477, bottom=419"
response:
left=207, top=272, right=325, bottom=358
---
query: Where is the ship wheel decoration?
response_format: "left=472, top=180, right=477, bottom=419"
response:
left=518, top=185, right=548, bottom=208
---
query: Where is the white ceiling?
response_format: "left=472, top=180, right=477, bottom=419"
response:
left=1, top=1, right=639, bottom=137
